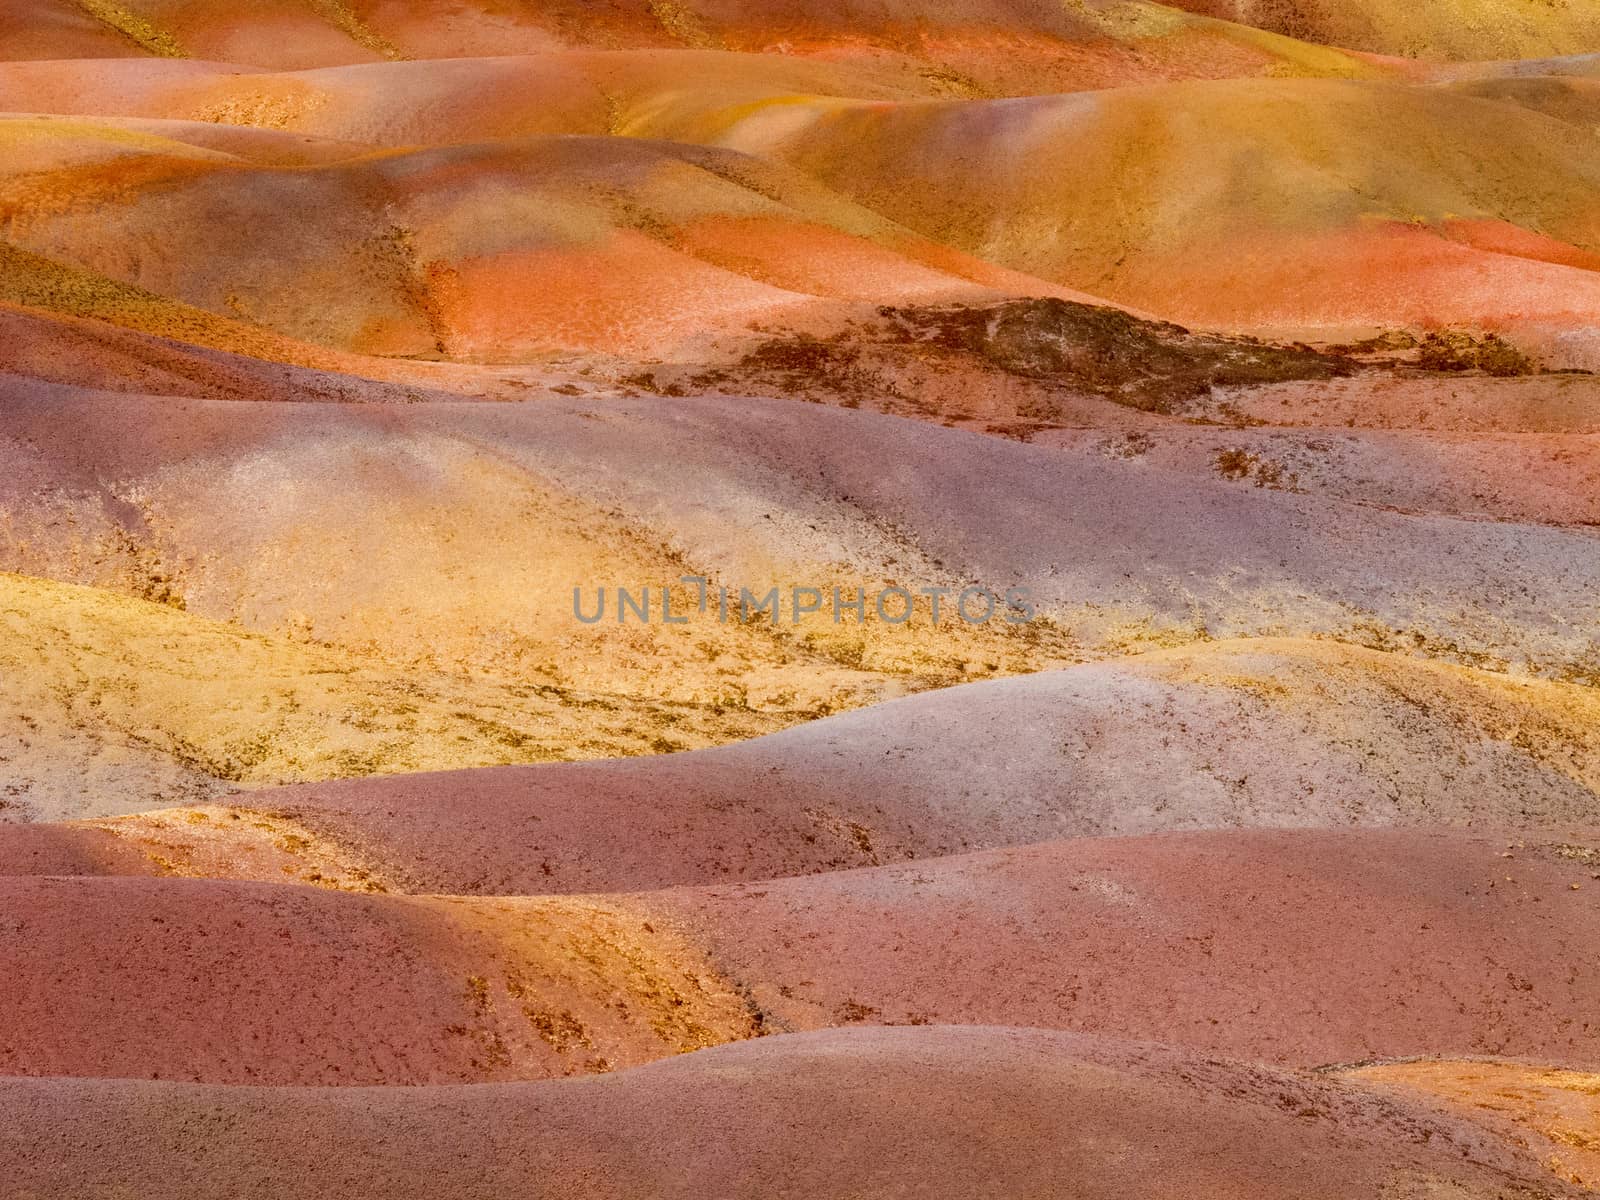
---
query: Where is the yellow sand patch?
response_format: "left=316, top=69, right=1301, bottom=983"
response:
left=82, top=805, right=391, bottom=892
left=431, top=895, right=758, bottom=1076
left=71, top=0, right=184, bottom=57
left=1350, top=1061, right=1600, bottom=1191
left=307, top=0, right=406, bottom=61
left=0, top=572, right=811, bottom=821
left=1145, top=638, right=1600, bottom=796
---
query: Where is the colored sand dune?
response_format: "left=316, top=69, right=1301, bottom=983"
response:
left=1, top=3, right=1597, bottom=1198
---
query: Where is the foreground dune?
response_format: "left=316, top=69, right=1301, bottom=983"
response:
left=3, top=1030, right=1587, bottom=1200
left=0, top=1026, right=1587, bottom=1200
left=0, top=829, right=1594, bottom=1080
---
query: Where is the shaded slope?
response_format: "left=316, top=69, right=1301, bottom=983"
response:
left=0, top=1027, right=1585, bottom=1200
left=1031, top=426, right=1600, bottom=527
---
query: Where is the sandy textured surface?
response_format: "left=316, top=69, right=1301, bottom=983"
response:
left=0, top=829, right=1595, bottom=1081
left=2, top=3, right=1599, bottom=1194
left=0, top=1027, right=1588, bottom=1200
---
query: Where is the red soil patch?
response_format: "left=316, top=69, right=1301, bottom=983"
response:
left=1117, top=221, right=1600, bottom=353
left=644, top=827, right=1600, bottom=1068
left=0, top=875, right=756, bottom=1084
left=0, top=829, right=1594, bottom=1081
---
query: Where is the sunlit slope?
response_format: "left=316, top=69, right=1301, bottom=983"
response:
left=0, top=124, right=1090, bottom=359
left=1169, top=0, right=1600, bottom=60
left=691, top=76, right=1600, bottom=351
left=0, top=572, right=832, bottom=822
left=6, top=66, right=1599, bottom=354
left=1349, top=1061, right=1600, bottom=1192
left=0, top=1, right=1388, bottom=89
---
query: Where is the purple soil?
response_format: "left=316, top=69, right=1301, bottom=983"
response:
left=0, top=1026, right=1583, bottom=1200
left=3, top=388, right=1597, bottom=667
left=645, top=828, right=1600, bottom=1069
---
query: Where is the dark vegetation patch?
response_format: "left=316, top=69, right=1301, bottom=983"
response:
left=1213, top=447, right=1300, bottom=492
left=1415, top=330, right=1535, bottom=377
left=683, top=298, right=1359, bottom=416
left=870, top=300, right=1356, bottom=409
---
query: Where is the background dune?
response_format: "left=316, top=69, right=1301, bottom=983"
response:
left=7, top=53, right=1600, bottom=358
left=1169, top=0, right=1600, bottom=60
left=0, top=0, right=1393, bottom=88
